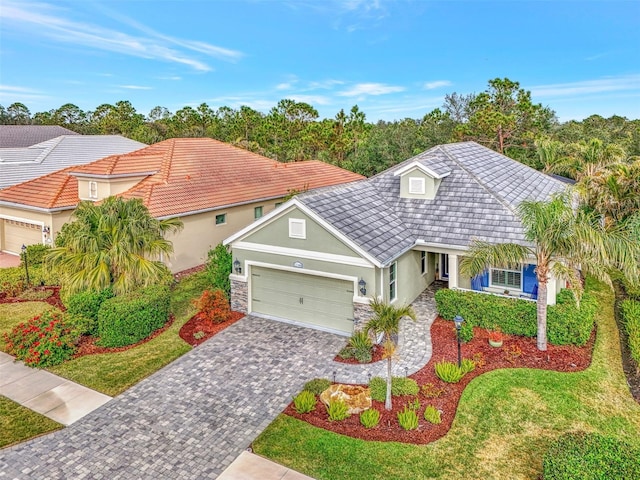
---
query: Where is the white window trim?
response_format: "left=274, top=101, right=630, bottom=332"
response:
left=254, top=206, right=263, bottom=219
left=490, top=265, right=523, bottom=290
left=408, top=177, right=425, bottom=195
left=289, top=218, right=306, bottom=239
left=88, top=181, right=98, bottom=199
left=389, top=262, right=397, bottom=302
left=420, top=251, right=427, bottom=275
left=215, top=213, right=227, bottom=226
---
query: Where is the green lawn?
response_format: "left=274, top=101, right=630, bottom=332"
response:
left=0, top=302, right=58, bottom=350
left=252, top=279, right=640, bottom=480
left=0, top=395, right=62, bottom=449
left=48, top=272, right=209, bottom=396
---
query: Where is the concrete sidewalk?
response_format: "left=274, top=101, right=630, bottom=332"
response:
left=218, top=452, right=314, bottom=480
left=0, top=352, right=111, bottom=425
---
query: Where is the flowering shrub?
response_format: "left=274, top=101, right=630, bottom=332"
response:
left=3, top=310, right=76, bottom=367
left=194, top=289, right=230, bottom=324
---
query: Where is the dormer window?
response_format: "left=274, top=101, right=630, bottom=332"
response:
left=88, top=181, right=98, bottom=199
left=408, top=177, right=425, bottom=195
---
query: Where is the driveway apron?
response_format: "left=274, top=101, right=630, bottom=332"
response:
left=0, top=317, right=346, bottom=479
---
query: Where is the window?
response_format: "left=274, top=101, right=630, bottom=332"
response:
left=389, top=262, right=397, bottom=302
left=491, top=266, right=522, bottom=290
left=420, top=251, right=427, bottom=275
left=215, top=213, right=226, bottom=225
left=408, top=177, right=425, bottom=195
left=88, top=181, right=98, bottom=199
left=275, top=202, right=282, bottom=208
left=254, top=206, right=263, bottom=219
left=289, top=218, right=306, bottom=239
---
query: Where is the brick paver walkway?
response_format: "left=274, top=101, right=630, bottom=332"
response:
left=0, top=287, right=439, bottom=479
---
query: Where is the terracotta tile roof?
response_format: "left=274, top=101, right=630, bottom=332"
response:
left=0, top=138, right=364, bottom=216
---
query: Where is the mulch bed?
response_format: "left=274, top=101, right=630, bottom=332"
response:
left=334, top=343, right=385, bottom=364
left=173, top=264, right=205, bottom=281
left=179, top=311, right=245, bottom=347
left=0, top=286, right=65, bottom=311
left=285, top=317, right=595, bottom=444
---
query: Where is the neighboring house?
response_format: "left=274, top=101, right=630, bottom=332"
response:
left=0, top=135, right=146, bottom=190
left=0, top=138, right=364, bottom=271
left=0, top=125, right=79, bottom=148
left=224, top=142, right=568, bottom=336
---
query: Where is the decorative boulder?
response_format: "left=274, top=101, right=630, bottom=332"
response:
left=320, top=384, right=372, bottom=415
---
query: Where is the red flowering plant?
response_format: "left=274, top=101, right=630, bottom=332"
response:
left=3, top=310, right=77, bottom=367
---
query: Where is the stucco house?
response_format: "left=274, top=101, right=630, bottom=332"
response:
left=224, top=142, right=568, bottom=336
left=0, top=138, right=363, bottom=271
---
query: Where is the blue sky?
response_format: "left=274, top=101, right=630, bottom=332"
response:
left=1, top=0, right=639, bottom=122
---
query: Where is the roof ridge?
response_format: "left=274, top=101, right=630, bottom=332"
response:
left=48, top=171, right=75, bottom=209
left=159, top=139, right=175, bottom=183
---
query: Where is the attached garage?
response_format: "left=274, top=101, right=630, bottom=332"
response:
left=2, top=219, right=42, bottom=254
left=250, top=266, right=355, bottom=335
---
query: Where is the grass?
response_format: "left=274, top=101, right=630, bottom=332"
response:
left=0, top=395, right=63, bottom=449
left=0, top=302, right=58, bottom=350
left=48, top=272, right=209, bottom=396
left=252, top=278, right=640, bottom=480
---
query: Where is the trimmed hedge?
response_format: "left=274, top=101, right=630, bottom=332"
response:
left=20, top=244, right=51, bottom=266
left=97, top=285, right=171, bottom=347
left=620, top=299, right=640, bottom=366
left=65, top=288, right=114, bottom=335
left=435, top=288, right=597, bottom=346
left=0, top=265, right=57, bottom=294
left=543, top=431, right=640, bottom=479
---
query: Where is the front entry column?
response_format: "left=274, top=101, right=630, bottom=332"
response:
left=448, top=254, right=458, bottom=289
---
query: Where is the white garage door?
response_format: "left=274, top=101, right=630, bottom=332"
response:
left=3, top=220, right=42, bottom=254
left=251, top=266, right=355, bottom=335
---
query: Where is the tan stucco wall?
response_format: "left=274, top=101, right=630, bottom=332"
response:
left=76, top=177, right=146, bottom=202
left=0, top=205, right=74, bottom=252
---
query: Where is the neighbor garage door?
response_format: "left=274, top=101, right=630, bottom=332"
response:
left=251, top=266, right=354, bottom=335
left=3, top=220, right=41, bottom=254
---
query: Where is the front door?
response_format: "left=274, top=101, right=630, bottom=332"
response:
left=440, top=254, right=449, bottom=279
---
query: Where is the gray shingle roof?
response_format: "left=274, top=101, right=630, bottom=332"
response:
left=0, top=125, right=79, bottom=148
left=298, top=142, right=567, bottom=265
left=0, top=135, right=146, bottom=190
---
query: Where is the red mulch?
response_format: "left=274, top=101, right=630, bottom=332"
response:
left=334, top=343, right=385, bottom=364
left=285, top=317, right=595, bottom=444
left=179, top=311, right=245, bottom=347
left=173, top=264, right=205, bottom=281
left=0, top=286, right=65, bottom=311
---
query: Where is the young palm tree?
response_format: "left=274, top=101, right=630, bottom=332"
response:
left=47, top=197, right=183, bottom=295
left=367, top=298, right=417, bottom=410
left=460, top=193, right=639, bottom=351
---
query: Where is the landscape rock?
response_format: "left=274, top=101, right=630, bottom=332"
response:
left=319, top=384, right=372, bottom=414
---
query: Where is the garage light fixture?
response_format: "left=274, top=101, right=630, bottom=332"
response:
left=358, top=278, right=367, bottom=296
left=233, top=259, right=242, bottom=274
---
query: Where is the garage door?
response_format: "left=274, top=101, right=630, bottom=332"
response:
left=3, top=220, right=41, bottom=254
left=251, top=266, right=354, bottom=335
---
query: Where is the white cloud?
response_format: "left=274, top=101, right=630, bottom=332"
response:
left=423, top=80, right=452, bottom=90
left=0, top=1, right=243, bottom=72
left=276, top=83, right=293, bottom=91
left=531, top=74, right=640, bottom=98
left=308, top=79, right=345, bottom=90
left=119, top=85, right=153, bottom=90
left=338, top=82, right=405, bottom=96
left=289, top=94, right=331, bottom=105
left=0, top=84, right=49, bottom=103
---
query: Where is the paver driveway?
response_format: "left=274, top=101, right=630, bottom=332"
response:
left=0, top=316, right=347, bottom=479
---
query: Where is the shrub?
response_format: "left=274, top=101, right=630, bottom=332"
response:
left=435, top=360, right=465, bottom=383
left=65, top=288, right=114, bottom=336
left=3, top=310, right=76, bottom=367
left=337, top=346, right=355, bottom=360
left=421, top=382, right=445, bottom=398
left=194, top=289, right=231, bottom=324
left=543, top=431, right=640, bottom=479
left=458, top=321, right=474, bottom=342
left=20, top=244, right=51, bottom=266
left=369, top=377, right=419, bottom=401
left=349, top=329, right=373, bottom=350
left=303, top=378, right=332, bottom=395
left=338, top=330, right=373, bottom=363
left=547, top=291, right=597, bottom=346
left=423, top=405, right=442, bottom=424
left=397, top=406, right=419, bottom=430
left=621, top=299, right=640, bottom=366
left=293, top=390, right=316, bottom=414
left=206, top=244, right=232, bottom=298
left=460, top=358, right=476, bottom=374
left=326, top=400, right=350, bottom=421
left=359, top=408, right=380, bottom=428
left=97, top=284, right=171, bottom=347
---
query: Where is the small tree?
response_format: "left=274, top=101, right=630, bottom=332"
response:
left=367, top=298, right=416, bottom=410
left=205, top=244, right=232, bottom=298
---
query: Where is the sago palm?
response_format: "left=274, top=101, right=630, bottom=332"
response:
left=47, top=197, right=183, bottom=295
left=460, top=192, right=638, bottom=351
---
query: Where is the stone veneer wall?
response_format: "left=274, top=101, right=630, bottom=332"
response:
left=353, top=302, right=373, bottom=331
left=230, top=279, right=248, bottom=313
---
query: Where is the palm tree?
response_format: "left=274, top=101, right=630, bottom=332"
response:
left=48, top=197, right=183, bottom=295
left=460, top=193, right=639, bottom=351
left=367, top=298, right=417, bottom=410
